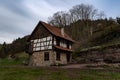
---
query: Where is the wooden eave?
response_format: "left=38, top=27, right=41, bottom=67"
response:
left=54, top=46, right=73, bottom=52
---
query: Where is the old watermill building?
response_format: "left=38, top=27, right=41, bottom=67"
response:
left=26, top=21, right=75, bottom=66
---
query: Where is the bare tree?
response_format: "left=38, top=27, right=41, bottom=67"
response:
left=48, top=4, right=105, bottom=41
left=97, top=11, right=106, bottom=19
left=48, top=11, right=71, bottom=27
left=69, top=4, right=98, bottom=20
left=69, top=4, right=106, bottom=37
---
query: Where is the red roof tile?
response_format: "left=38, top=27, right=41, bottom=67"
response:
left=28, top=21, right=75, bottom=42
left=54, top=46, right=73, bottom=52
left=40, top=21, right=75, bottom=42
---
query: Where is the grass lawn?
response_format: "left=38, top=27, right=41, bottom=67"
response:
left=0, top=53, right=120, bottom=80
left=0, top=65, right=120, bottom=80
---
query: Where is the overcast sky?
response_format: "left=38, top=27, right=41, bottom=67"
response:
left=0, top=0, right=120, bottom=43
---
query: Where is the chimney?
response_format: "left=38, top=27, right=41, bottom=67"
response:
left=61, top=27, right=64, bottom=37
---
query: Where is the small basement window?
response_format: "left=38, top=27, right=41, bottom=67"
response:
left=44, top=52, right=49, bottom=61
left=56, top=52, right=60, bottom=61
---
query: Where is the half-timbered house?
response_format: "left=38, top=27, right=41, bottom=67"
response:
left=26, top=21, right=75, bottom=66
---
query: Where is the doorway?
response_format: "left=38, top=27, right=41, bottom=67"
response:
left=67, top=53, right=71, bottom=63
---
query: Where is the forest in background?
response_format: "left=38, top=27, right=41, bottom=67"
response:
left=48, top=4, right=120, bottom=49
left=0, top=4, right=120, bottom=58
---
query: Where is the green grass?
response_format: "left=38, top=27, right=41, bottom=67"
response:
left=0, top=66, right=120, bottom=80
left=0, top=52, right=120, bottom=80
left=0, top=52, right=29, bottom=66
left=0, top=58, right=21, bottom=65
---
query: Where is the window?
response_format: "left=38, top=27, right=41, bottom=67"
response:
left=56, top=52, right=60, bottom=61
left=44, top=52, right=49, bottom=61
left=54, top=40, right=56, bottom=45
left=69, top=44, right=72, bottom=49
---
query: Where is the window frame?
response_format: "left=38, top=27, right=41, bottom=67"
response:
left=56, top=52, right=60, bottom=61
left=44, top=52, right=49, bottom=61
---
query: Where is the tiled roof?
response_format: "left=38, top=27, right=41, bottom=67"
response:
left=40, top=21, right=75, bottom=42
left=54, top=46, right=73, bottom=52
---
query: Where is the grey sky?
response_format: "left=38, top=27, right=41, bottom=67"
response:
left=0, top=0, right=120, bottom=43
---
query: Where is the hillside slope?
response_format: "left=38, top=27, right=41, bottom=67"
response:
left=90, top=25, right=120, bottom=46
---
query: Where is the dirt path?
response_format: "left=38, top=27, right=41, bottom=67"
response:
left=61, top=63, right=120, bottom=69
left=61, top=64, right=87, bottom=69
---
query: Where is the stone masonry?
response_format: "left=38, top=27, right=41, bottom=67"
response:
left=29, top=50, right=67, bottom=66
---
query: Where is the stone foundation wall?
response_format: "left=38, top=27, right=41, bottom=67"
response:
left=29, top=50, right=68, bottom=66
left=76, top=47, right=120, bottom=63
